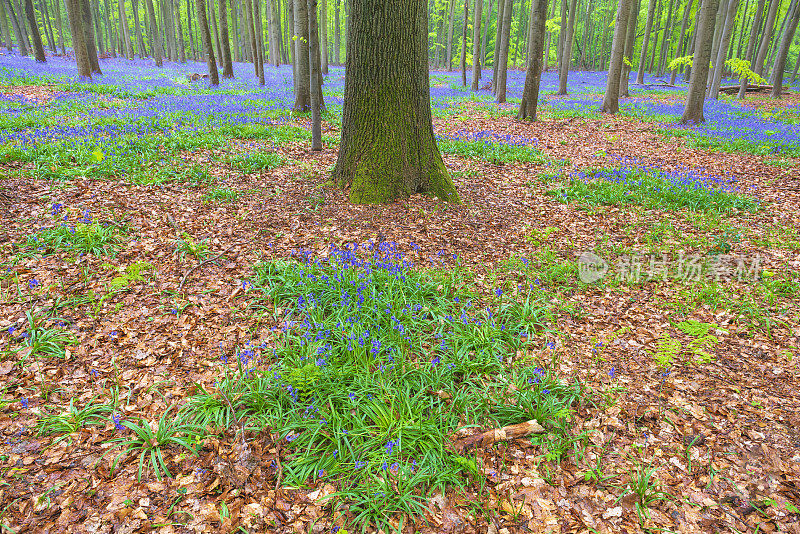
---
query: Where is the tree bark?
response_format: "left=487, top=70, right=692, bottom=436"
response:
left=636, top=0, right=656, bottom=82
left=518, top=0, right=548, bottom=119
left=333, top=0, right=459, bottom=204
left=79, top=0, right=100, bottom=71
left=319, top=0, right=327, bottom=72
left=119, top=0, right=133, bottom=58
left=131, top=0, right=146, bottom=56
left=244, top=0, right=257, bottom=76
left=207, top=0, right=219, bottom=62
left=195, top=0, right=217, bottom=83
left=446, top=0, right=456, bottom=69
left=0, top=0, right=12, bottom=51
left=766, top=0, right=789, bottom=80
left=754, top=0, right=780, bottom=75
left=218, top=0, right=233, bottom=75
left=496, top=0, right=513, bottom=101
left=737, top=0, right=764, bottom=96
left=655, top=0, right=676, bottom=76
left=307, top=0, right=322, bottom=150
left=23, top=0, right=45, bottom=60
left=557, top=0, right=577, bottom=94
left=601, top=0, right=631, bottom=113
left=682, top=0, right=719, bottom=122
left=293, top=0, right=311, bottom=110
left=65, top=0, right=91, bottom=75
left=556, top=0, right=566, bottom=68
left=579, top=0, right=593, bottom=68
left=492, top=0, right=507, bottom=91
left=40, top=0, right=57, bottom=52
left=710, top=0, right=739, bottom=98
left=619, top=0, right=639, bottom=96
left=254, top=0, right=265, bottom=83
left=5, top=0, right=29, bottom=54
left=144, top=0, right=162, bottom=64
left=471, top=0, right=483, bottom=89
left=481, top=0, right=493, bottom=65
left=670, top=0, right=694, bottom=84
left=706, top=0, right=727, bottom=87
left=461, top=0, right=469, bottom=85
left=770, top=0, right=799, bottom=97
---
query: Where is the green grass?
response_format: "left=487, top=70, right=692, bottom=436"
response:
left=226, top=151, right=284, bottom=173
left=180, top=248, right=587, bottom=530
left=27, top=218, right=123, bottom=256
left=437, top=136, right=551, bottom=165
left=202, top=187, right=241, bottom=202
left=37, top=396, right=115, bottom=442
left=549, top=166, right=760, bottom=214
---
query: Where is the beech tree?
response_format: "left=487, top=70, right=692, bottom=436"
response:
left=23, top=0, right=45, bottom=61
left=307, top=0, right=322, bottom=150
left=65, top=0, right=91, bottom=77
left=770, top=0, right=800, bottom=97
left=682, top=0, right=720, bottom=123
left=471, top=0, right=483, bottom=90
left=293, top=0, right=311, bottom=111
left=196, top=0, right=219, bottom=84
left=601, top=0, right=632, bottom=114
left=518, top=0, right=548, bottom=119
left=557, top=0, right=577, bottom=94
left=332, top=0, right=459, bottom=204
left=218, top=0, right=234, bottom=77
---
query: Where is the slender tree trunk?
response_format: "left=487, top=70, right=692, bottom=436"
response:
left=319, top=0, right=327, bottom=72
left=619, top=0, right=638, bottom=96
left=40, top=0, right=56, bottom=52
left=244, top=0, right=256, bottom=73
left=481, top=0, right=493, bottom=64
left=207, top=0, right=219, bottom=61
left=333, top=0, right=339, bottom=63
left=0, top=0, right=12, bottom=51
left=682, top=0, right=719, bottom=122
left=293, top=0, right=310, bottom=110
left=492, top=0, right=507, bottom=91
left=119, top=0, right=133, bottom=57
left=270, top=0, right=281, bottom=65
left=737, top=0, right=764, bottom=96
left=770, top=0, right=799, bottom=96
left=670, top=0, right=694, bottom=83
left=23, top=0, right=45, bottom=60
left=518, top=0, right=548, bottom=119
left=557, top=0, right=577, bottom=93
left=54, top=0, right=65, bottom=53
left=195, top=0, right=217, bottom=83
left=766, top=2, right=789, bottom=79
left=556, top=0, right=566, bottom=68
left=601, top=0, right=631, bottom=113
left=579, top=0, right=593, bottom=68
left=461, top=0, right=469, bottom=85
left=333, top=0, right=458, bottom=204
left=446, top=0, right=455, bottom=69
left=5, top=0, right=29, bottom=54
left=131, top=0, right=145, bottom=55
left=710, top=0, right=739, bottom=97
left=254, top=0, right=265, bottom=83
left=636, top=0, right=656, bottom=82
left=471, top=0, right=483, bottom=88
left=145, top=0, right=161, bottom=64
left=496, top=0, right=513, bottom=101
left=706, top=0, right=727, bottom=87
left=754, top=0, right=780, bottom=75
left=656, top=0, right=676, bottom=75
left=307, top=0, right=322, bottom=149
left=218, top=0, right=232, bottom=75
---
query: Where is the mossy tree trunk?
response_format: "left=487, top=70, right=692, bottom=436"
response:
left=1, top=0, right=15, bottom=52
left=293, top=0, right=310, bottom=111
left=307, top=0, right=322, bottom=150
left=518, top=0, right=548, bottom=120
left=195, top=0, right=218, bottom=84
left=681, top=0, right=719, bottom=123
left=636, top=0, right=657, bottom=83
left=332, top=0, right=459, bottom=205
left=23, top=0, right=45, bottom=61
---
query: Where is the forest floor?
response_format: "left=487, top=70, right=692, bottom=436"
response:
left=1, top=56, right=800, bottom=534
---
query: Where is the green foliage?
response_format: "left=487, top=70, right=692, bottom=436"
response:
left=226, top=151, right=285, bottom=173
left=652, top=333, right=682, bottom=368
left=667, top=55, right=694, bottom=72
left=174, top=232, right=209, bottom=261
left=37, top=397, right=114, bottom=442
left=13, top=311, right=77, bottom=361
left=109, top=261, right=154, bottom=291
left=108, top=407, right=204, bottom=481
left=202, top=187, right=241, bottom=202
left=725, top=58, right=766, bottom=85
left=27, top=221, right=122, bottom=256
left=437, top=137, right=551, bottom=165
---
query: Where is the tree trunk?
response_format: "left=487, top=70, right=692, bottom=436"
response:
left=471, top=0, right=483, bottom=88
left=446, top=0, right=455, bottom=69
left=254, top=0, right=265, bottom=83
left=293, top=0, right=310, bottom=110
left=710, top=0, right=739, bottom=97
left=244, top=0, right=257, bottom=74
left=737, top=0, right=764, bottom=96
left=79, top=0, right=100, bottom=71
left=655, top=0, right=675, bottom=76
left=0, top=0, right=12, bottom=51
left=131, top=0, right=145, bottom=56
left=481, top=0, right=493, bottom=65
left=461, top=0, right=469, bottom=85
left=5, top=0, right=29, bottom=54
left=766, top=1, right=789, bottom=80
left=119, top=0, right=133, bottom=57
left=207, top=0, right=218, bottom=62
left=557, top=0, right=577, bottom=94
left=636, top=0, right=656, bottom=82
left=496, top=0, right=513, bottom=101
left=518, top=0, right=548, bottom=119
left=333, top=0, right=459, bottom=204
left=706, top=0, right=727, bottom=87
left=682, top=0, right=719, bottom=122
left=307, top=0, right=322, bottom=150
left=492, top=0, right=506, bottom=90
left=601, top=0, right=631, bottom=113
left=145, top=0, right=161, bottom=64
left=333, top=0, right=339, bottom=63
left=770, top=0, right=799, bottom=97
left=66, top=0, right=91, bottom=75
left=670, top=0, right=694, bottom=84
left=40, top=0, right=57, bottom=52
left=195, top=0, right=217, bottom=83
left=619, top=0, right=638, bottom=96
left=556, top=0, right=566, bottom=69
left=23, top=0, right=45, bottom=60
left=218, top=0, right=233, bottom=75
left=319, top=0, right=327, bottom=72
left=579, top=0, right=593, bottom=68
left=55, top=0, right=66, bottom=53
left=754, top=0, right=779, bottom=75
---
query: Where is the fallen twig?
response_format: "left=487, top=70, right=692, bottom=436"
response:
left=454, top=419, right=545, bottom=452
left=177, top=241, right=242, bottom=292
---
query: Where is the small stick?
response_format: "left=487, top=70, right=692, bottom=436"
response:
left=177, top=242, right=241, bottom=292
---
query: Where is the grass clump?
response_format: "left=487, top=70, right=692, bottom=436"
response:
left=437, top=131, right=550, bottom=165
left=27, top=215, right=122, bottom=256
left=182, top=243, right=581, bottom=530
left=550, top=164, right=760, bottom=213
left=227, top=151, right=284, bottom=173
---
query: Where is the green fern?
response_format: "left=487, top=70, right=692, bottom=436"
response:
left=677, top=320, right=723, bottom=363
left=109, top=262, right=154, bottom=290
left=653, top=333, right=681, bottom=367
